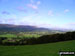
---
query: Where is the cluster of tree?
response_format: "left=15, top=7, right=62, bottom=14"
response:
left=0, top=31, right=75, bottom=45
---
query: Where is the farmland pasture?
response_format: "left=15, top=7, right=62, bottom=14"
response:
left=0, top=34, right=17, bottom=38
left=0, top=40, right=75, bottom=56
left=0, top=34, right=41, bottom=38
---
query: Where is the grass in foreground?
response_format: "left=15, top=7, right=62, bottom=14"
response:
left=0, top=40, right=75, bottom=56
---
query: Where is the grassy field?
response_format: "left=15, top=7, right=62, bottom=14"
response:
left=0, top=40, right=75, bottom=56
left=0, top=34, right=17, bottom=38
left=0, top=34, right=41, bottom=38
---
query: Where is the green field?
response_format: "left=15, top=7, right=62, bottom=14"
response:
left=0, top=34, right=17, bottom=38
left=0, top=40, right=75, bottom=56
left=0, top=34, right=41, bottom=38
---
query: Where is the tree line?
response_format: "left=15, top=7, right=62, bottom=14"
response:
left=0, top=31, right=75, bottom=45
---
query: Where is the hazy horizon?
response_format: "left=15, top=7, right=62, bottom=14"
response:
left=0, top=0, right=75, bottom=30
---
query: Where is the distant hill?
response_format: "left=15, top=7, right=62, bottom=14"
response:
left=0, top=24, right=65, bottom=33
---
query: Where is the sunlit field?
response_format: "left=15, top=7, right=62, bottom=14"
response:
left=0, top=33, right=41, bottom=38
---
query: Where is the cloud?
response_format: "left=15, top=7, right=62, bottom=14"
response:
left=48, top=10, right=54, bottom=16
left=0, top=20, right=3, bottom=23
left=0, top=19, right=6, bottom=24
left=27, top=3, right=39, bottom=13
left=36, top=1, right=41, bottom=5
left=15, top=14, right=42, bottom=25
left=64, top=9, right=70, bottom=13
left=27, top=4, right=38, bottom=10
left=1, top=18, right=18, bottom=24
left=0, top=13, right=38, bottom=25
left=2, top=11, right=10, bottom=15
left=66, top=23, right=75, bottom=27
left=7, top=18, right=15, bottom=21
left=35, top=23, right=68, bottom=30
left=17, top=7, right=27, bottom=13
left=60, top=23, right=75, bottom=30
left=0, top=14, right=18, bottom=24
left=36, top=23, right=51, bottom=28
left=27, top=0, right=41, bottom=13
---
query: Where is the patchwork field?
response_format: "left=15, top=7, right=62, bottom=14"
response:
left=0, top=40, right=75, bottom=56
left=0, top=34, right=41, bottom=38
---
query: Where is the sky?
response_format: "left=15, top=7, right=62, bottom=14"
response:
left=0, top=0, right=75, bottom=30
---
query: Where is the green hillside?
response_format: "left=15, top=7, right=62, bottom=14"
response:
left=0, top=40, right=75, bottom=56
